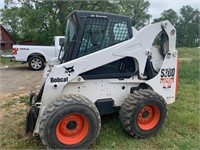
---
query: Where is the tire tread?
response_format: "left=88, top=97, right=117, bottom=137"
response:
left=39, top=94, right=101, bottom=149
left=119, top=89, right=168, bottom=138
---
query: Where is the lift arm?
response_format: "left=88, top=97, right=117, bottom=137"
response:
left=40, top=20, right=176, bottom=106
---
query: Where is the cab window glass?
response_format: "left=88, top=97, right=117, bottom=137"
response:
left=78, top=17, right=130, bottom=57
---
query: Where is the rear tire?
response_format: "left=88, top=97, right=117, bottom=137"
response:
left=119, top=89, right=167, bottom=138
left=39, top=94, right=101, bottom=149
left=28, top=56, right=44, bottom=70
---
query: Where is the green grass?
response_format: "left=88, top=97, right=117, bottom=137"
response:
left=0, top=98, right=18, bottom=108
left=2, top=49, right=12, bottom=53
left=0, top=48, right=199, bottom=149
left=0, top=96, right=45, bottom=149
left=0, top=49, right=20, bottom=65
left=0, top=57, right=19, bottom=65
left=95, top=59, right=200, bottom=149
left=18, top=96, right=30, bottom=105
left=177, top=47, right=200, bottom=58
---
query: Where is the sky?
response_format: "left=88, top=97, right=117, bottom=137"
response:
left=0, top=0, right=4, bottom=9
left=148, top=0, right=200, bottom=21
left=0, top=0, right=199, bottom=21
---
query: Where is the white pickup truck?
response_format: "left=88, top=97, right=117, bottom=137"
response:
left=12, top=36, right=64, bottom=70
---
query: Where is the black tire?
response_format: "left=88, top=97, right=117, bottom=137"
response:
left=119, top=89, right=167, bottom=138
left=28, top=56, right=44, bottom=70
left=39, top=94, right=101, bottom=149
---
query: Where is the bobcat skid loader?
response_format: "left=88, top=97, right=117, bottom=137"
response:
left=26, top=10, right=178, bottom=149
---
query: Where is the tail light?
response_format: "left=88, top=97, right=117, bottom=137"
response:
left=12, top=48, right=18, bottom=54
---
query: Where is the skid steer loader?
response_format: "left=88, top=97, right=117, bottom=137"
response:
left=26, top=10, right=178, bottom=149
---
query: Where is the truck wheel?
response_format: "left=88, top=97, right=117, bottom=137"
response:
left=28, top=56, right=44, bottom=70
left=119, top=89, right=167, bottom=138
left=39, top=94, right=101, bottom=149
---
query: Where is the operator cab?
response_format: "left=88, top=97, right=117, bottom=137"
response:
left=60, top=10, right=137, bottom=79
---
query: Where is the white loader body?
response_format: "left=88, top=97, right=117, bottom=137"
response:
left=33, top=20, right=178, bottom=134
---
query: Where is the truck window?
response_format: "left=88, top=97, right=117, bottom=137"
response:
left=59, top=38, right=64, bottom=46
left=52, top=38, right=55, bottom=46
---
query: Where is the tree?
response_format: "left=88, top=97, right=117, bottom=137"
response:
left=75, top=0, right=151, bottom=29
left=153, top=9, right=178, bottom=26
left=118, top=0, right=151, bottom=28
left=176, top=5, right=200, bottom=47
left=1, top=0, right=151, bottom=44
left=1, top=0, right=78, bottom=44
left=153, top=6, right=199, bottom=47
left=0, top=7, right=22, bottom=40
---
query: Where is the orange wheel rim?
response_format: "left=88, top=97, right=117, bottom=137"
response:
left=56, top=114, right=89, bottom=145
left=137, top=104, right=160, bottom=130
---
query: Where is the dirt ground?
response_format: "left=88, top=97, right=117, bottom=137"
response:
left=0, top=66, right=43, bottom=94
left=0, top=65, right=43, bottom=119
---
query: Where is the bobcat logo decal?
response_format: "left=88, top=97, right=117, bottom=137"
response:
left=63, top=66, right=74, bottom=74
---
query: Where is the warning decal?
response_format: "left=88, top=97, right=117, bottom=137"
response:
left=160, top=68, right=175, bottom=89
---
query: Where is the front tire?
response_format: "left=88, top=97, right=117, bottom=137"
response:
left=119, top=89, right=167, bottom=138
left=28, top=56, right=44, bottom=70
left=39, top=94, right=101, bottom=149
